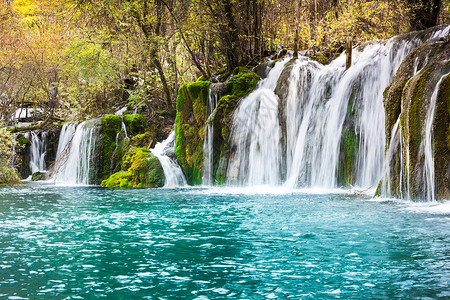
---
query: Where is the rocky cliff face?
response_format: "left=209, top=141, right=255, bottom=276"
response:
left=379, top=34, right=450, bottom=200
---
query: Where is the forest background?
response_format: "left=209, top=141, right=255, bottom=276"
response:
left=0, top=0, right=449, bottom=125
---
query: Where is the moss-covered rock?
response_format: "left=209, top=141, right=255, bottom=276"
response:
left=174, top=66, right=261, bottom=185
left=227, top=72, right=260, bottom=98
left=131, top=132, right=152, bottom=148
left=101, top=147, right=165, bottom=188
left=175, top=81, right=210, bottom=185
left=31, top=171, right=46, bottom=181
left=433, top=73, right=450, bottom=199
left=100, top=115, right=122, bottom=180
left=101, top=171, right=133, bottom=188
left=379, top=35, right=450, bottom=200
left=338, top=129, right=357, bottom=186
left=123, top=114, right=146, bottom=136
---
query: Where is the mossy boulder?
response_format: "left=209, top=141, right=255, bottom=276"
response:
left=31, top=171, right=46, bottom=181
left=175, top=81, right=210, bottom=185
left=101, top=171, right=133, bottom=188
left=227, top=72, right=260, bottom=98
left=174, top=67, right=261, bottom=185
left=123, top=114, right=146, bottom=136
left=100, top=115, right=122, bottom=180
left=101, top=147, right=165, bottom=188
left=99, top=114, right=151, bottom=183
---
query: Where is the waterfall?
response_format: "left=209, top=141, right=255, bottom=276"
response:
left=151, top=131, right=187, bottom=187
left=26, top=131, right=48, bottom=174
left=422, top=73, right=449, bottom=202
left=51, top=120, right=100, bottom=185
left=226, top=33, right=428, bottom=189
left=202, top=85, right=219, bottom=186
left=380, top=117, right=404, bottom=198
left=226, top=58, right=291, bottom=185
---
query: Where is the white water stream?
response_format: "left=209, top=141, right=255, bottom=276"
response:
left=51, top=120, right=100, bottom=185
left=151, top=131, right=187, bottom=187
left=422, top=73, right=449, bottom=201
left=26, top=131, right=48, bottom=174
left=202, top=86, right=219, bottom=186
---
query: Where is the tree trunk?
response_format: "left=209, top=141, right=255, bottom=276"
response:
left=345, top=39, right=352, bottom=70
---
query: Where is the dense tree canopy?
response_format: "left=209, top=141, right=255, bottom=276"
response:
left=0, top=0, right=449, bottom=124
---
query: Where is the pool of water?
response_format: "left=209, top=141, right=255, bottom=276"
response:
left=0, top=184, right=449, bottom=299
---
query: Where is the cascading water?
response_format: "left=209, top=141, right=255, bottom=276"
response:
left=151, top=131, right=187, bottom=187
left=202, top=85, right=220, bottom=186
left=422, top=73, right=449, bottom=202
left=26, top=131, right=48, bottom=174
left=226, top=58, right=290, bottom=185
left=51, top=120, right=100, bottom=185
left=226, top=30, right=438, bottom=189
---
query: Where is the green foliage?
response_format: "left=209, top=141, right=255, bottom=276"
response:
left=0, top=126, right=21, bottom=184
left=17, top=136, right=30, bottom=146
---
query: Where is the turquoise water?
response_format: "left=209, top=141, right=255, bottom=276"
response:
left=0, top=184, right=449, bottom=299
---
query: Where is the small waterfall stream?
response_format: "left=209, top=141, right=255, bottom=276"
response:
left=151, top=131, right=187, bottom=187
left=26, top=131, right=48, bottom=174
left=422, top=73, right=449, bottom=201
left=51, top=120, right=100, bottom=185
left=202, top=85, right=220, bottom=186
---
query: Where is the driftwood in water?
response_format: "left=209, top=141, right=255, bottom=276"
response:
left=9, top=115, right=64, bottom=133
left=351, top=186, right=372, bottom=197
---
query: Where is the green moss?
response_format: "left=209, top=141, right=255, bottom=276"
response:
left=31, top=171, right=45, bottom=181
left=101, top=171, right=133, bottom=188
left=228, top=72, right=260, bottom=98
left=146, top=155, right=165, bottom=187
left=17, top=136, right=30, bottom=147
left=434, top=73, right=450, bottom=199
left=408, top=69, right=430, bottom=177
left=232, top=66, right=249, bottom=75
left=174, top=81, right=210, bottom=185
left=197, top=75, right=207, bottom=82
left=131, top=132, right=151, bottom=148
left=123, top=114, right=146, bottom=136
left=102, top=147, right=165, bottom=188
left=338, top=129, right=357, bottom=186
left=385, top=80, right=407, bottom=141
left=129, top=148, right=151, bottom=186
left=101, top=115, right=122, bottom=179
